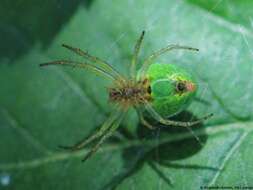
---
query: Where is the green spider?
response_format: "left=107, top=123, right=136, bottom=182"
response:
left=40, top=31, right=213, bottom=162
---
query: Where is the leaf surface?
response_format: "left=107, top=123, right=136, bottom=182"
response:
left=0, top=0, right=253, bottom=189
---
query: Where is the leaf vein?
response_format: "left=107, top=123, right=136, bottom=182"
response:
left=0, top=121, right=252, bottom=171
left=188, top=2, right=253, bottom=39
left=1, top=108, right=52, bottom=155
left=208, top=131, right=250, bottom=185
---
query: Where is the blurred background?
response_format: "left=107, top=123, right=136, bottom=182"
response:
left=0, top=0, right=253, bottom=189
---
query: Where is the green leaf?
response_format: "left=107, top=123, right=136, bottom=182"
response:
left=0, top=0, right=253, bottom=189
left=187, top=0, right=253, bottom=29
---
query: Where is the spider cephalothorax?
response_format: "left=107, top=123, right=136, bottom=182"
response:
left=109, top=79, right=152, bottom=108
left=40, top=31, right=213, bottom=162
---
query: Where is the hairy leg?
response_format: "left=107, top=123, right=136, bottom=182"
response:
left=140, top=45, right=199, bottom=79
left=59, top=109, right=122, bottom=151
left=131, top=31, right=145, bottom=80
left=82, top=110, right=126, bottom=162
left=143, top=102, right=212, bottom=145
left=136, top=107, right=155, bottom=130
left=144, top=102, right=213, bottom=127
left=62, top=44, right=124, bottom=81
left=40, top=60, right=115, bottom=80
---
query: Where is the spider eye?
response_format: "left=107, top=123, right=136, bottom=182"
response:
left=176, top=82, right=186, bottom=93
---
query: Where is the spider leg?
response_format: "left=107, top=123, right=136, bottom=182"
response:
left=40, top=60, right=116, bottom=80
left=82, top=110, right=126, bottom=162
left=61, top=44, right=124, bottom=81
left=144, top=101, right=213, bottom=127
left=59, top=109, right=121, bottom=151
left=140, top=45, right=199, bottom=79
left=131, top=31, right=145, bottom=80
left=135, top=107, right=155, bottom=130
left=144, top=102, right=213, bottom=146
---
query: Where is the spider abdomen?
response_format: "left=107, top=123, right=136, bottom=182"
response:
left=146, top=63, right=197, bottom=117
